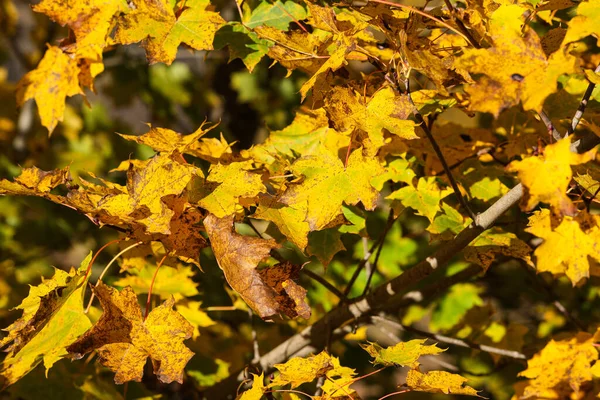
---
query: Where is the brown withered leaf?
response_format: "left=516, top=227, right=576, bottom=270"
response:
left=204, top=214, right=310, bottom=320
left=67, top=283, right=193, bottom=385
left=258, top=262, right=310, bottom=319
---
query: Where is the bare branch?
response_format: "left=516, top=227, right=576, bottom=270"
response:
left=569, top=63, right=600, bottom=135
left=538, top=109, right=562, bottom=141
left=371, top=316, right=528, bottom=360
left=302, top=268, right=345, bottom=300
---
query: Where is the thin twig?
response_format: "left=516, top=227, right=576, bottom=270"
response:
left=538, top=109, right=562, bottom=141
left=371, top=315, right=528, bottom=360
left=362, top=210, right=394, bottom=296
left=249, top=308, right=261, bottom=365
left=405, top=76, right=478, bottom=222
left=144, top=254, right=168, bottom=320
left=344, top=211, right=396, bottom=299
left=442, top=0, right=480, bottom=49
left=569, top=63, right=600, bottom=135
left=303, top=268, right=345, bottom=300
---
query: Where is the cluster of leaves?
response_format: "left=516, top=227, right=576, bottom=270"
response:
left=1, top=0, right=600, bottom=398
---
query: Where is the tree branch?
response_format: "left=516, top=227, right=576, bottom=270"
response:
left=569, top=63, right=600, bottom=135
left=371, top=315, right=527, bottom=360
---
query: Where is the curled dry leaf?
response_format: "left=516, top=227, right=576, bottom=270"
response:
left=203, top=214, right=310, bottom=320
left=67, top=282, right=194, bottom=385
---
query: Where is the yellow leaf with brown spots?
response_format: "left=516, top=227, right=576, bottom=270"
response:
left=526, top=209, right=600, bottom=285
left=16, top=46, right=82, bottom=134
left=114, top=0, right=225, bottom=65
left=406, top=369, right=479, bottom=396
left=204, top=214, right=310, bottom=319
left=456, top=4, right=577, bottom=115
left=518, top=331, right=599, bottom=398
left=98, top=153, right=202, bottom=234
left=33, top=0, right=128, bottom=59
left=506, top=139, right=596, bottom=215
left=325, top=86, right=417, bottom=151
left=66, top=282, right=194, bottom=385
left=270, top=351, right=334, bottom=388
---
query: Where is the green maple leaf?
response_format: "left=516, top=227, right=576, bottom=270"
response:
left=387, top=177, right=452, bottom=223
left=0, top=253, right=93, bottom=387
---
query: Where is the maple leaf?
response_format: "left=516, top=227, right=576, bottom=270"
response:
left=507, top=139, right=596, bottom=216
left=239, top=373, right=266, bottom=400
left=562, top=0, right=600, bottom=46
left=252, top=196, right=311, bottom=250
left=279, top=148, right=384, bottom=231
left=270, top=351, right=334, bottom=388
left=406, top=369, right=479, bottom=396
left=387, top=177, right=452, bottom=223
left=203, top=214, right=310, bottom=319
left=361, top=339, right=445, bottom=368
left=213, top=23, right=272, bottom=73
left=245, top=107, right=349, bottom=173
left=325, top=87, right=417, bottom=152
left=0, top=165, right=70, bottom=195
left=456, top=4, right=577, bottom=115
left=464, top=228, right=532, bottom=271
left=0, top=253, right=93, bottom=387
left=97, top=153, right=203, bottom=235
left=16, top=46, right=82, bottom=133
left=67, top=282, right=194, bottom=384
left=198, top=161, right=266, bottom=217
left=518, top=331, right=599, bottom=398
left=32, top=0, right=127, bottom=59
left=246, top=0, right=307, bottom=31
left=526, top=209, right=600, bottom=285
left=307, top=228, right=346, bottom=267
left=114, top=0, right=225, bottom=65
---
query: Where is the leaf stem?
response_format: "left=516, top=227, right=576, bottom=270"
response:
left=84, top=238, right=123, bottom=280
left=378, top=389, right=411, bottom=400
left=302, top=268, right=345, bottom=299
left=84, top=241, right=142, bottom=313
left=144, top=254, right=168, bottom=320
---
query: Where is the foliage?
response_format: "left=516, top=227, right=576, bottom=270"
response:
left=1, top=0, right=600, bottom=398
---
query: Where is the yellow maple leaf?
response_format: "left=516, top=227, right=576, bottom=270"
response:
left=456, top=4, right=577, bottom=115
left=114, top=0, right=225, bottom=65
left=507, top=139, right=596, bottom=215
left=204, top=214, right=310, bottom=319
left=362, top=339, right=445, bottom=368
left=325, top=86, right=417, bottom=151
left=406, top=369, right=479, bottom=396
left=518, top=332, right=599, bottom=398
left=198, top=161, right=266, bottom=218
left=175, top=301, right=215, bottom=340
left=33, top=0, right=127, bottom=59
left=563, top=0, right=600, bottom=46
left=280, top=148, right=384, bottom=231
left=252, top=196, right=310, bottom=250
left=239, top=373, right=266, bottom=400
left=67, top=282, right=194, bottom=384
left=526, top=209, right=600, bottom=285
left=271, top=351, right=334, bottom=388
left=98, top=153, right=202, bottom=234
left=16, top=46, right=82, bottom=134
